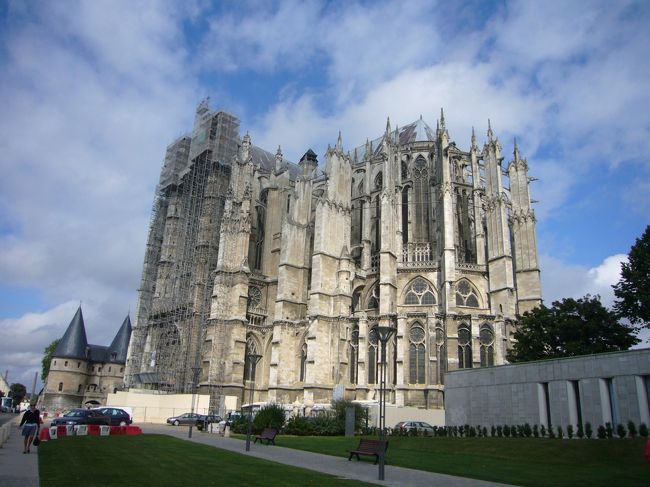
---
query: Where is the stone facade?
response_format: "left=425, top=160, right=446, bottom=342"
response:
left=126, top=102, right=542, bottom=411
left=444, top=348, right=650, bottom=431
left=42, top=308, right=131, bottom=411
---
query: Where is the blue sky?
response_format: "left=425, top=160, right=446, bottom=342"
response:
left=1, top=0, right=649, bottom=389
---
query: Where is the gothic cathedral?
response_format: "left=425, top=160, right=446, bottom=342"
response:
left=125, top=100, right=541, bottom=410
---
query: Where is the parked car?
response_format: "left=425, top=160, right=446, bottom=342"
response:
left=196, top=413, right=222, bottom=430
left=50, top=408, right=110, bottom=426
left=94, top=407, right=132, bottom=426
left=166, top=412, right=203, bottom=426
left=394, top=421, right=435, bottom=433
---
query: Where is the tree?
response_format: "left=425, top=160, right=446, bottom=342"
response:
left=507, top=295, right=639, bottom=363
left=9, top=383, right=27, bottom=407
left=42, top=338, right=61, bottom=383
left=613, top=225, right=650, bottom=329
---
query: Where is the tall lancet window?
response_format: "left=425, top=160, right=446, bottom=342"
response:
left=412, top=155, right=430, bottom=241
left=368, top=326, right=379, bottom=384
left=458, top=324, right=472, bottom=369
left=479, top=325, right=494, bottom=367
left=349, top=326, right=359, bottom=383
left=243, top=335, right=259, bottom=382
left=299, top=343, right=307, bottom=382
left=409, top=322, right=426, bottom=384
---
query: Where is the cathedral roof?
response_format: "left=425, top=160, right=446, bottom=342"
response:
left=353, top=117, right=436, bottom=161
left=106, top=315, right=132, bottom=364
left=250, top=144, right=300, bottom=179
left=54, top=306, right=89, bottom=360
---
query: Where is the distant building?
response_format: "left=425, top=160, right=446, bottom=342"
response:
left=126, top=100, right=542, bottom=412
left=445, top=348, right=650, bottom=430
left=42, top=307, right=132, bottom=410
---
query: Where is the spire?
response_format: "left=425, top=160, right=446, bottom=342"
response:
left=440, top=107, right=446, bottom=131
left=487, top=119, right=494, bottom=141
left=54, top=306, right=89, bottom=359
left=385, top=117, right=391, bottom=140
left=514, top=137, right=520, bottom=161
left=107, top=315, right=132, bottom=364
left=471, top=126, right=478, bottom=149
left=336, top=131, right=343, bottom=151
left=275, top=145, right=284, bottom=172
left=394, top=124, right=399, bottom=144
left=353, top=147, right=358, bottom=163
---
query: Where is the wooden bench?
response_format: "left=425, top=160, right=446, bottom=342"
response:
left=254, top=428, right=278, bottom=445
left=348, top=439, right=388, bottom=464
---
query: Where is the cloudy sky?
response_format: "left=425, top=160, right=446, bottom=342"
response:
left=1, top=0, right=649, bottom=390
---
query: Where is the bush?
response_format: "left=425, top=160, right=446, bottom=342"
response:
left=585, top=422, right=593, bottom=439
left=491, top=425, right=496, bottom=437
left=331, top=399, right=365, bottom=433
left=496, top=425, right=503, bottom=437
left=605, top=422, right=613, bottom=439
left=253, top=403, right=285, bottom=434
left=627, top=420, right=637, bottom=438
left=566, top=424, right=573, bottom=439
left=639, top=423, right=648, bottom=438
left=532, top=424, right=539, bottom=438
left=283, top=416, right=315, bottom=436
left=616, top=423, right=627, bottom=438
left=503, top=425, right=511, bottom=437
left=556, top=426, right=563, bottom=439
left=230, top=415, right=249, bottom=434
left=469, top=426, right=476, bottom=437
left=597, top=425, right=607, bottom=439
left=482, top=426, right=488, bottom=438
left=540, top=425, right=546, bottom=438
left=524, top=423, right=532, bottom=438
left=577, top=423, right=584, bottom=439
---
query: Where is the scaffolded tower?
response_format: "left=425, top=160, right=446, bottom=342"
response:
left=125, top=99, right=239, bottom=395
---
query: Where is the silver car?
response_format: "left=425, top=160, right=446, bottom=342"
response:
left=395, top=420, right=435, bottom=433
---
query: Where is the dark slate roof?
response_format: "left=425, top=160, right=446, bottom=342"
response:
left=87, top=345, right=109, bottom=362
left=352, top=117, right=437, bottom=161
left=54, top=307, right=89, bottom=359
left=106, top=315, right=132, bottom=364
left=250, top=145, right=301, bottom=180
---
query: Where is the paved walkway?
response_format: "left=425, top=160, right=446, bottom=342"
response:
left=144, top=424, right=516, bottom=487
left=0, top=417, right=39, bottom=487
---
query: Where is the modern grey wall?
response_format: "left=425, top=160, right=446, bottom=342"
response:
left=444, top=348, right=650, bottom=430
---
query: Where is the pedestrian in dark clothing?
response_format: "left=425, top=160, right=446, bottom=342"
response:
left=19, top=403, right=41, bottom=453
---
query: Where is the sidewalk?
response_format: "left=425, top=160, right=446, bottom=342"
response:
left=0, top=418, right=39, bottom=487
left=143, top=424, right=515, bottom=487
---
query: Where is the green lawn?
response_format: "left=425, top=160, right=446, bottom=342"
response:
left=232, top=434, right=650, bottom=487
left=38, top=434, right=375, bottom=487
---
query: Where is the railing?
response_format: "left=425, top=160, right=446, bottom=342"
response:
left=401, top=243, right=435, bottom=267
left=456, top=262, right=486, bottom=272
left=247, top=305, right=267, bottom=327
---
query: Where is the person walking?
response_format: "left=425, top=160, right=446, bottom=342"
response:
left=19, top=403, right=41, bottom=453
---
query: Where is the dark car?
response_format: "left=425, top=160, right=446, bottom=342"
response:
left=166, top=412, right=203, bottom=426
left=95, top=407, right=132, bottom=426
left=50, top=408, right=110, bottom=426
left=196, top=413, right=222, bottom=430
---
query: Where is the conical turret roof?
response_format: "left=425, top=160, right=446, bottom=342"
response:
left=54, top=306, right=88, bottom=359
left=106, top=315, right=132, bottom=364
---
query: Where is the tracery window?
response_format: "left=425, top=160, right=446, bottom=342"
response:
left=412, top=155, right=430, bottom=241
left=455, top=279, right=480, bottom=307
left=374, top=172, right=383, bottom=190
left=349, top=326, right=359, bottom=383
left=404, top=278, right=436, bottom=305
left=243, top=335, right=259, bottom=382
left=247, top=286, right=262, bottom=310
left=367, top=285, right=380, bottom=309
left=458, top=324, right=472, bottom=369
left=408, top=322, right=426, bottom=384
left=367, top=326, right=378, bottom=384
left=299, top=343, right=307, bottom=382
left=479, top=324, right=494, bottom=367
left=401, top=161, right=409, bottom=180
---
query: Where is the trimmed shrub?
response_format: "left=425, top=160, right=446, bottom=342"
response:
left=482, top=426, right=488, bottom=438
left=230, top=415, right=250, bottom=434
left=627, top=420, right=637, bottom=438
left=532, top=424, right=539, bottom=438
left=332, top=399, right=365, bottom=432
left=491, top=425, right=496, bottom=437
left=556, top=426, right=563, bottom=439
left=585, top=422, right=593, bottom=439
left=540, top=424, right=546, bottom=438
left=566, top=424, right=574, bottom=439
left=576, top=423, right=584, bottom=439
left=503, top=425, right=511, bottom=437
left=524, top=423, right=532, bottom=438
left=496, top=425, right=503, bottom=437
left=283, top=416, right=315, bottom=436
left=253, top=403, right=285, bottom=433
left=605, top=422, right=613, bottom=439
left=548, top=426, right=555, bottom=439
left=639, top=423, right=648, bottom=438
left=469, top=426, right=477, bottom=437
left=597, top=425, right=607, bottom=439
left=616, top=423, right=627, bottom=438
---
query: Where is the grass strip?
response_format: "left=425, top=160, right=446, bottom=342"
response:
left=38, top=434, right=376, bottom=487
left=242, top=434, right=650, bottom=487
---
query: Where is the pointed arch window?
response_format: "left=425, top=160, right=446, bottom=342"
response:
left=458, top=324, right=472, bottom=369
left=455, top=279, right=480, bottom=307
left=374, top=172, right=383, bottom=190
left=349, top=326, right=359, bottom=383
left=299, top=343, right=308, bottom=382
left=367, top=285, right=380, bottom=310
left=479, top=324, right=495, bottom=367
left=412, top=155, right=430, bottom=241
left=368, top=326, right=379, bottom=384
left=404, top=278, right=436, bottom=305
left=408, top=322, right=426, bottom=384
left=243, top=336, right=259, bottom=382
left=401, top=161, right=409, bottom=180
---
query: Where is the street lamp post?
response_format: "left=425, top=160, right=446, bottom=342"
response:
left=375, top=324, right=396, bottom=481
left=245, top=353, right=262, bottom=452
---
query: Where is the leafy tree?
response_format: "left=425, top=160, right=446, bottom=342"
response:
left=41, top=338, right=61, bottom=382
left=9, top=383, right=27, bottom=407
left=613, top=225, right=650, bottom=329
left=507, top=295, right=639, bottom=362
